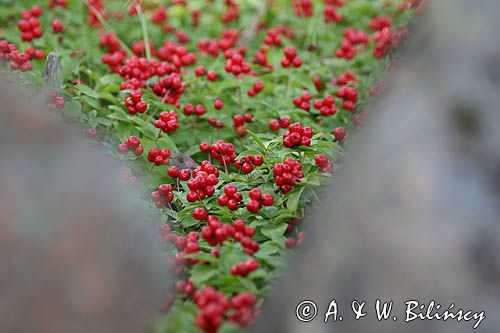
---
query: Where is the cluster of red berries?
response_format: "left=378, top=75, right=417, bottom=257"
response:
left=217, top=185, right=242, bottom=210
left=336, top=28, right=370, bottom=59
left=208, top=117, right=224, bottom=128
left=293, top=91, right=312, bottom=111
left=154, top=111, right=179, bottom=133
left=201, top=215, right=234, bottom=245
left=246, top=80, right=264, bottom=97
left=101, top=52, right=126, bottom=73
left=125, top=89, right=148, bottom=114
left=175, top=30, right=190, bottom=44
left=176, top=278, right=196, bottom=298
left=200, top=216, right=259, bottom=255
left=281, top=47, right=302, bottom=68
left=252, top=48, right=272, bottom=69
left=283, top=122, right=313, bottom=148
left=147, top=147, right=171, bottom=166
left=197, top=29, right=240, bottom=57
left=225, top=53, right=251, bottom=76
left=17, top=6, right=43, bottom=42
left=293, top=0, right=313, bottom=17
left=131, top=41, right=154, bottom=57
left=373, top=27, right=394, bottom=58
left=186, top=165, right=219, bottom=203
left=25, top=45, right=45, bottom=60
left=150, top=184, right=174, bottom=208
left=117, top=135, right=144, bottom=156
left=222, top=0, right=240, bottom=23
left=85, top=0, right=105, bottom=27
left=336, top=85, right=358, bottom=111
left=231, top=219, right=259, bottom=255
left=200, top=140, right=237, bottom=167
left=285, top=231, right=306, bottom=249
left=194, top=286, right=258, bottom=332
left=183, top=103, right=206, bottom=116
left=263, top=28, right=283, bottom=47
left=3, top=48, right=32, bottom=72
left=152, top=72, right=184, bottom=107
left=313, top=95, right=337, bottom=116
left=48, top=0, right=68, bottom=8
left=333, top=127, right=346, bottom=142
left=234, top=154, right=263, bottom=174
left=273, top=158, right=304, bottom=193
left=194, top=66, right=218, bottom=81
left=263, top=26, right=294, bottom=48
left=227, top=292, right=259, bottom=328
left=334, top=71, right=357, bottom=85
left=246, top=188, right=274, bottom=213
left=324, top=5, right=342, bottom=23
left=157, top=40, right=196, bottom=68
left=151, top=7, right=168, bottom=25
left=285, top=217, right=302, bottom=234
left=194, top=286, right=229, bottom=333
left=52, top=19, right=64, bottom=33
left=46, top=90, right=65, bottom=111
left=268, top=116, right=291, bottom=131
left=99, top=32, right=122, bottom=53
left=315, top=154, right=334, bottom=174
left=370, top=16, right=392, bottom=31
left=344, top=27, right=370, bottom=44
left=119, top=56, right=174, bottom=82
left=232, top=113, right=252, bottom=136
left=165, top=167, right=189, bottom=182
left=231, top=258, right=259, bottom=277
left=172, top=231, right=201, bottom=267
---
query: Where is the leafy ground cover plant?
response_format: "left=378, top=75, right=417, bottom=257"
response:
left=0, top=0, right=419, bottom=332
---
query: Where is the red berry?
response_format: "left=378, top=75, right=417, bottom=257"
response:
left=214, top=98, right=224, bottom=110
left=194, top=66, right=206, bottom=77
left=268, top=119, right=280, bottom=131
left=315, top=154, right=329, bottom=168
left=199, top=142, right=210, bottom=152
left=179, top=169, right=191, bottom=181
left=261, top=193, right=274, bottom=206
left=333, top=127, right=346, bottom=142
left=52, top=19, right=64, bottom=33
left=206, top=71, right=217, bottom=81
left=249, top=188, right=262, bottom=200
left=246, top=200, right=261, bottom=213
left=224, top=185, right=238, bottom=197
left=168, top=166, right=180, bottom=178
left=193, top=207, right=208, bottom=221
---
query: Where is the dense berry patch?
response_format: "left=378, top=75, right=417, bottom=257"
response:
left=0, top=0, right=418, bottom=331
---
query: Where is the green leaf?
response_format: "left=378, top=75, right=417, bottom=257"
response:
left=158, top=135, right=178, bottom=151
left=75, top=84, right=99, bottom=99
left=261, top=223, right=288, bottom=242
left=63, top=101, right=82, bottom=118
left=130, top=117, right=158, bottom=140
left=190, top=264, right=217, bottom=287
left=286, top=187, right=305, bottom=211
left=246, top=130, right=267, bottom=152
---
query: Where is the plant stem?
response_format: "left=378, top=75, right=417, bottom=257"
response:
left=136, top=5, right=152, bottom=61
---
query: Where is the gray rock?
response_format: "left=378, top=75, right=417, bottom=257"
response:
left=0, top=81, right=168, bottom=333
left=253, top=1, right=500, bottom=332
